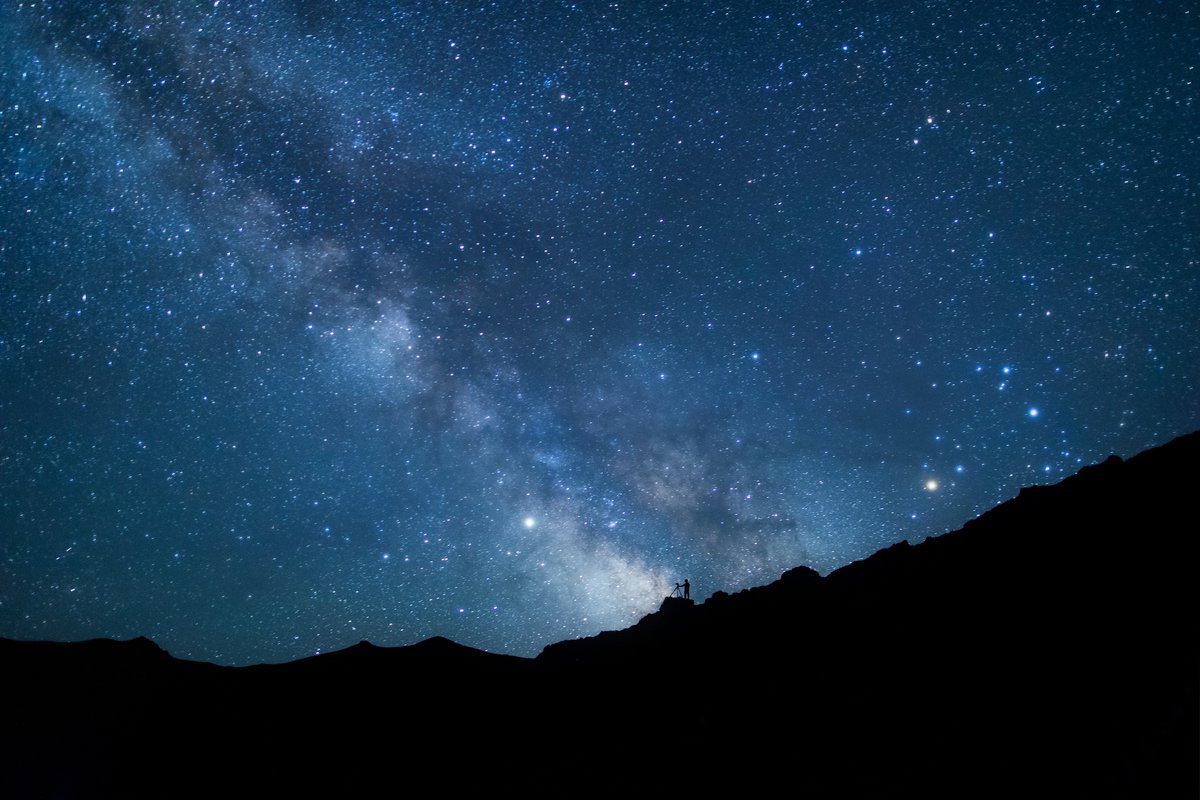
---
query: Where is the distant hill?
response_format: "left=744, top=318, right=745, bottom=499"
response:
left=4, top=432, right=1197, bottom=795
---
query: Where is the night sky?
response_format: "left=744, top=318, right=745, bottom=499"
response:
left=2, top=1, right=1196, bottom=665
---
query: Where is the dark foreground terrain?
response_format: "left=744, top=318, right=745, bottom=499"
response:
left=5, top=433, right=1197, bottom=796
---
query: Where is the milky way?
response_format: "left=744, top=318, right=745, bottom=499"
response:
left=2, top=1, right=1196, bottom=664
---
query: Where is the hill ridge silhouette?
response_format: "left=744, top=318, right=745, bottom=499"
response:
left=537, top=430, right=1196, bottom=671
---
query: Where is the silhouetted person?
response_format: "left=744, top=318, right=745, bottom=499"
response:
left=683, top=579, right=690, bottom=600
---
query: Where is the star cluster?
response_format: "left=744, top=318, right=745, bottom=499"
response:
left=2, top=1, right=1196, bottom=664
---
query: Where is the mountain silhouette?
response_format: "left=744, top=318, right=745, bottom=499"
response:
left=4, top=432, right=1196, bottom=796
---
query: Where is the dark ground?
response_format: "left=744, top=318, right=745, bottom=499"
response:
left=5, top=432, right=1197, bottom=797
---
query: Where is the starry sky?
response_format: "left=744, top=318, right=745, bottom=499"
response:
left=2, top=1, right=1196, bottom=665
